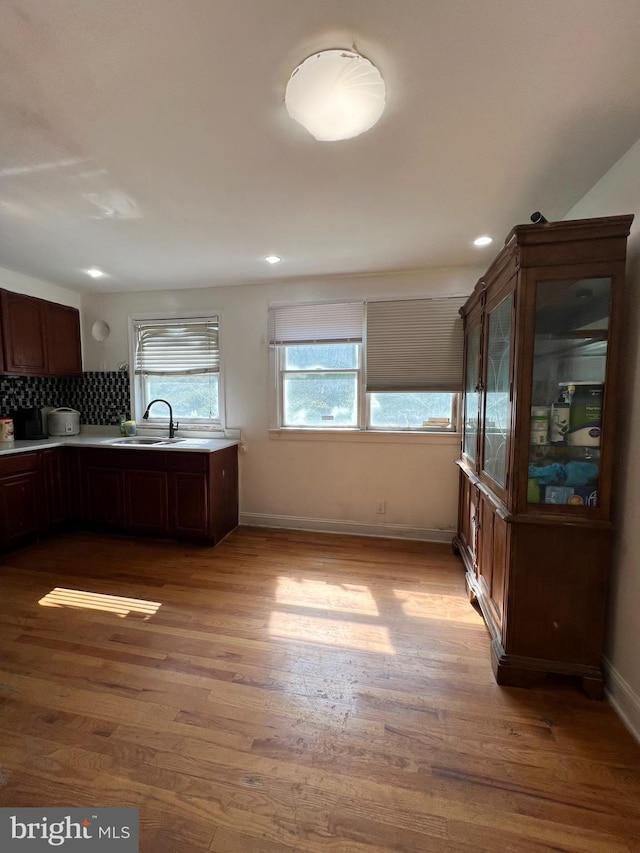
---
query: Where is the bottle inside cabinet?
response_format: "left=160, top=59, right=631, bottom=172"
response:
left=527, top=275, right=610, bottom=507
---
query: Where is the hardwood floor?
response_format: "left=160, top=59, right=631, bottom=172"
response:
left=0, top=527, right=639, bottom=851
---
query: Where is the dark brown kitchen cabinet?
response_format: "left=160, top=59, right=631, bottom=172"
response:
left=454, top=215, right=633, bottom=697
left=44, top=301, right=83, bottom=377
left=82, top=465, right=126, bottom=530
left=207, top=445, right=239, bottom=543
left=0, top=452, right=43, bottom=551
left=0, top=289, right=82, bottom=377
left=0, top=445, right=238, bottom=552
left=168, top=445, right=239, bottom=543
left=125, top=469, right=169, bottom=534
left=42, top=447, right=75, bottom=530
left=79, top=446, right=238, bottom=544
left=170, top=453, right=208, bottom=537
left=0, top=290, right=47, bottom=375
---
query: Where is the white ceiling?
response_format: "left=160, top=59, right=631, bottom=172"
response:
left=2, top=0, right=640, bottom=294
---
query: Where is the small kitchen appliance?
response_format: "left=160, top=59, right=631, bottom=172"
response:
left=10, top=407, right=48, bottom=440
left=47, top=407, right=81, bottom=436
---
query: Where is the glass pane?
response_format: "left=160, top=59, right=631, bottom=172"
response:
left=145, top=375, right=219, bottom=420
left=483, top=295, right=512, bottom=487
left=369, top=392, right=454, bottom=429
left=527, top=277, right=610, bottom=506
left=283, top=372, right=358, bottom=426
left=285, top=344, right=358, bottom=370
left=463, top=325, right=481, bottom=460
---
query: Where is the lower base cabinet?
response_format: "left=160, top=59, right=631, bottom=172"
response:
left=0, top=452, right=43, bottom=551
left=79, top=446, right=238, bottom=544
left=455, top=464, right=608, bottom=699
left=0, top=444, right=238, bottom=554
left=42, top=448, right=75, bottom=530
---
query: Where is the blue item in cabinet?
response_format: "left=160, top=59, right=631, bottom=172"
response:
left=528, top=460, right=598, bottom=487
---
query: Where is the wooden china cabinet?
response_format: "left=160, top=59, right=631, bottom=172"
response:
left=454, top=215, right=633, bottom=697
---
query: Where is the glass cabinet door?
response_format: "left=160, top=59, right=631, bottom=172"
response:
left=527, top=277, right=610, bottom=507
left=482, top=294, right=513, bottom=488
left=463, top=324, right=481, bottom=463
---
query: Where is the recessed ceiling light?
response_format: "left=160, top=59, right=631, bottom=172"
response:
left=265, top=255, right=282, bottom=264
left=85, top=267, right=106, bottom=278
left=473, top=236, right=493, bottom=247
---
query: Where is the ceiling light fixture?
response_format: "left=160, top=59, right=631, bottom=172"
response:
left=85, top=267, right=105, bottom=278
left=265, top=255, right=282, bottom=264
left=285, top=49, right=386, bottom=142
left=473, top=236, right=493, bottom=247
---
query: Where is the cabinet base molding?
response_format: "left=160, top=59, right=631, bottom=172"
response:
left=491, top=643, right=604, bottom=699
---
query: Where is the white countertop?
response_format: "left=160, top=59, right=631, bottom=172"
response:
left=0, top=432, right=238, bottom=456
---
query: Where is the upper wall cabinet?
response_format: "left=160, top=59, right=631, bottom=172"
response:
left=0, top=290, right=83, bottom=378
left=455, top=215, right=634, bottom=698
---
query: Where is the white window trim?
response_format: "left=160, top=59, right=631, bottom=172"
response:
left=128, top=310, right=226, bottom=437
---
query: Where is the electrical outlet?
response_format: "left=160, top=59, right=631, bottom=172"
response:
left=376, top=501, right=386, bottom=514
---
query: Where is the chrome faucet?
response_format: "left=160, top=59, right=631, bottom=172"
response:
left=142, top=399, right=178, bottom=438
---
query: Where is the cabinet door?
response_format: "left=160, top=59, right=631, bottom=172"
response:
left=43, top=448, right=73, bottom=528
left=481, top=291, right=514, bottom=497
left=44, top=302, right=83, bottom=376
left=125, top=469, right=169, bottom=533
left=478, top=496, right=494, bottom=593
left=476, top=495, right=507, bottom=633
left=0, top=290, right=47, bottom=375
left=0, top=472, right=41, bottom=548
left=462, top=318, right=482, bottom=466
left=208, top=445, right=239, bottom=542
left=490, top=512, right=507, bottom=627
left=171, top=472, right=209, bottom=537
left=83, top=467, right=125, bottom=528
left=459, top=476, right=480, bottom=571
left=525, top=275, right=612, bottom=517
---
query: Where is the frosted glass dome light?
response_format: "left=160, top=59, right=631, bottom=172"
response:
left=285, top=50, right=386, bottom=142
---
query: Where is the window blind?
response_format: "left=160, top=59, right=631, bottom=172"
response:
left=268, top=302, right=363, bottom=345
left=134, top=318, right=219, bottom=375
left=365, top=298, right=464, bottom=392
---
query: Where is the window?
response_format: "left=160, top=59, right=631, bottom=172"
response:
left=131, top=317, right=221, bottom=430
left=282, top=343, right=360, bottom=427
left=269, top=298, right=463, bottom=432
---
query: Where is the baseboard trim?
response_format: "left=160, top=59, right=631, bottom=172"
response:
left=239, top=512, right=455, bottom=543
left=603, top=656, right=640, bottom=744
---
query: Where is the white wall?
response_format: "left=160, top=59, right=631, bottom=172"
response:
left=565, top=139, right=640, bottom=740
left=0, top=267, right=81, bottom=310
left=81, top=266, right=483, bottom=541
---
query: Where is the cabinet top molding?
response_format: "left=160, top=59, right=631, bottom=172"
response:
left=463, top=215, right=635, bottom=313
left=505, top=214, right=634, bottom=248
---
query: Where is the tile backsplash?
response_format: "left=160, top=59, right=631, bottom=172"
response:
left=0, top=371, right=131, bottom=426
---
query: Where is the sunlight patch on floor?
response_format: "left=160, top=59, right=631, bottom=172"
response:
left=394, top=589, right=485, bottom=625
left=268, top=610, right=394, bottom=653
left=274, top=576, right=379, bottom=616
left=38, top=588, right=162, bottom=619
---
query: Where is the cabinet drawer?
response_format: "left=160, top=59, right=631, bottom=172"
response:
left=79, top=448, right=168, bottom=470
left=167, top=452, right=208, bottom=473
left=0, top=452, right=41, bottom=476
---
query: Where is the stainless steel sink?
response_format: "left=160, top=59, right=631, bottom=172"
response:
left=109, top=437, right=185, bottom=446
